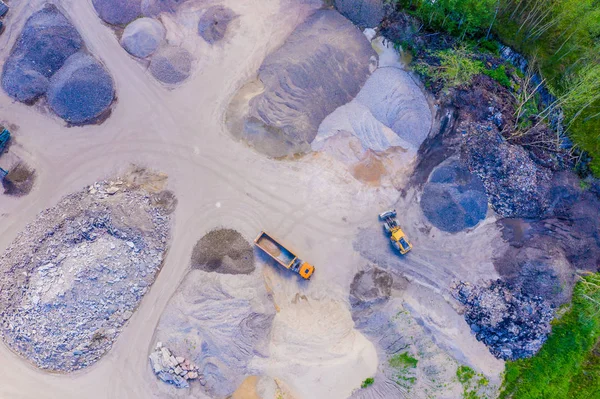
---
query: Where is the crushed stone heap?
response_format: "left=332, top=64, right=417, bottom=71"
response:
left=0, top=175, right=174, bottom=372
left=453, top=280, right=554, bottom=360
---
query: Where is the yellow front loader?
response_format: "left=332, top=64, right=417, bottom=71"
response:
left=379, top=210, right=412, bottom=255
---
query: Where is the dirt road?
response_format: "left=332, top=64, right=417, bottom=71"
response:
left=0, top=1, right=502, bottom=398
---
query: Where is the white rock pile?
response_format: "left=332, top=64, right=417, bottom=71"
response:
left=149, top=342, right=202, bottom=389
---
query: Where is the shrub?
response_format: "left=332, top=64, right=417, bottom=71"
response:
left=361, top=377, right=375, bottom=388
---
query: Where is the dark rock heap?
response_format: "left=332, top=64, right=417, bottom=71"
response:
left=453, top=280, right=553, bottom=360
left=1, top=5, right=114, bottom=124
left=421, top=157, right=488, bottom=232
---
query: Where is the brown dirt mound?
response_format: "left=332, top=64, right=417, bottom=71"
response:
left=191, top=229, right=255, bottom=275
left=3, top=162, right=36, bottom=196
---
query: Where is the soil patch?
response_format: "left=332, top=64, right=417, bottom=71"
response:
left=191, top=229, right=255, bottom=275
left=2, top=162, right=36, bottom=196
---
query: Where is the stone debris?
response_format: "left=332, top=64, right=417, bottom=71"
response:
left=453, top=280, right=554, bottom=360
left=149, top=343, right=202, bottom=389
left=149, top=46, right=193, bottom=85
left=0, top=175, right=174, bottom=372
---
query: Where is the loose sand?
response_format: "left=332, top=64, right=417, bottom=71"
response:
left=0, top=0, right=504, bottom=398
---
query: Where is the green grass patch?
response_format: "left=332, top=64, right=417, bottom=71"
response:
left=481, top=64, right=511, bottom=88
left=390, top=352, right=418, bottom=369
left=457, top=365, right=490, bottom=399
left=500, top=273, right=600, bottom=398
left=361, top=377, right=375, bottom=388
left=389, top=352, right=418, bottom=390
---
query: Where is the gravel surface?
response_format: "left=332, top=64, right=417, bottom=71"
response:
left=92, top=0, right=141, bottom=26
left=0, top=176, right=173, bottom=372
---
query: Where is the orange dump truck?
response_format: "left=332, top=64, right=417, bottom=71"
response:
left=254, top=231, right=315, bottom=280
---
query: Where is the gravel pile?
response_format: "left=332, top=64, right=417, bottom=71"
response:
left=334, top=0, right=386, bottom=28
left=420, top=157, right=488, bottom=232
left=149, top=46, right=193, bottom=85
left=121, top=17, right=165, bottom=58
left=198, top=5, right=237, bottom=44
left=0, top=177, right=174, bottom=371
left=149, top=342, right=201, bottom=389
left=2, top=5, right=83, bottom=103
left=1, top=5, right=114, bottom=124
left=453, top=280, right=553, bottom=360
left=191, top=229, right=255, bottom=275
left=47, top=53, right=115, bottom=124
left=92, top=0, right=141, bottom=26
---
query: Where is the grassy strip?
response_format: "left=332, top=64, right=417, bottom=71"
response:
left=500, top=274, right=600, bottom=398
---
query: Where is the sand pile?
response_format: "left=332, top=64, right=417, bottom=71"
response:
left=228, top=9, right=375, bottom=157
left=150, top=270, right=275, bottom=397
left=191, top=229, right=255, bottom=275
left=0, top=174, right=174, bottom=371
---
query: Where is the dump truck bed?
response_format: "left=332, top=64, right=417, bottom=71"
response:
left=254, top=232, right=297, bottom=268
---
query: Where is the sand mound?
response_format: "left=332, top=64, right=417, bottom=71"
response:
left=228, top=9, right=375, bottom=157
left=151, top=271, right=275, bottom=397
left=149, top=46, right=193, bottom=84
left=1, top=5, right=83, bottom=103
left=92, top=0, right=141, bottom=26
left=191, top=229, right=255, bottom=275
left=420, top=158, right=488, bottom=233
left=47, top=53, right=115, bottom=124
left=198, top=5, right=237, bottom=44
left=121, top=17, right=165, bottom=58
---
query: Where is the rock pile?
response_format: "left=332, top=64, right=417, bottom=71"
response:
left=149, top=342, right=201, bottom=389
left=229, top=9, right=375, bottom=157
left=453, top=280, right=553, bottom=360
left=0, top=175, right=174, bottom=371
left=1, top=5, right=114, bottom=124
left=464, top=122, right=552, bottom=219
left=420, top=157, right=488, bottom=232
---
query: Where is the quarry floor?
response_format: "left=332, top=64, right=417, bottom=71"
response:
left=0, top=0, right=503, bottom=398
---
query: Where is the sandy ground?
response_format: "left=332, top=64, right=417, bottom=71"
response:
left=0, top=1, right=503, bottom=398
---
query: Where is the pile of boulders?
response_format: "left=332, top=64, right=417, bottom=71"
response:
left=1, top=5, right=114, bottom=124
left=197, top=5, right=237, bottom=44
left=453, top=280, right=553, bottom=360
left=0, top=175, right=174, bottom=371
left=463, top=122, right=553, bottom=219
left=149, top=342, right=201, bottom=389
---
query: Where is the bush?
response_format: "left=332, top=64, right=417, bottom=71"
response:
left=361, top=377, right=375, bottom=388
left=432, top=48, right=484, bottom=88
